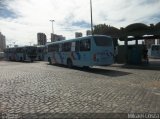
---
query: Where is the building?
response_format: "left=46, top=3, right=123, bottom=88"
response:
left=14, top=45, right=18, bottom=48
left=75, top=32, right=83, bottom=38
left=51, top=33, right=65, bottom=42
left=37, top=33, right=47, bottom=45
left=86, top=30, right=92, bottom=36
left=0, top=32, right=6, bottom=52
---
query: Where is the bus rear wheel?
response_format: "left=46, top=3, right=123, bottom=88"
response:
left=20, top=57, right=23, bottom=62
left=67, top=59, right=73, bottom=68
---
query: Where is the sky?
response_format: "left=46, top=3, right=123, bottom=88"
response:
left=0, top=0, right=160, bottom=46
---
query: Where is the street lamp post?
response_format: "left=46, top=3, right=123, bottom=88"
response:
left=50, top=20, right=55, bottom=34
left=90, top=0, right=93, bottom=35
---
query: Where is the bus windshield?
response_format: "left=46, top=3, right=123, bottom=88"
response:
left=94, top=36, right=112, bottom=46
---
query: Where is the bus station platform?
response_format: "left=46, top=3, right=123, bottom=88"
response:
left=112, top=58, right=160, bottom=70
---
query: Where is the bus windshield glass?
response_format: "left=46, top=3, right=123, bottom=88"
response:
left=94, top=36, right=112, bottom=46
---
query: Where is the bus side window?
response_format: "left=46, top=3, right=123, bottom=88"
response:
left=20, top=48, right=23, bottom=53
left=62, top=42, right=71, bottom=52
left=48, top=44, right=54, bottom=52
left=71, top=42, right=76, bottom=52
left=44, top=47, right=47, bottom=53
left=156, top=46, right=159, bottom=51
left=55, top=44, right=59, bottom=52
left=80, top=39, right=91, bottom=51
left=48, top=45, right=51, bottom=52
left=75, top=41, right=80, bottom=52
left=62, top=44, right=65, bottom=52
left=59, top=44, right=62, bottom=52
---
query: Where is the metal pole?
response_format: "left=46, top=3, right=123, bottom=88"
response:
left=50, top=20, right=55, bottom=34
left=90, top=0, right=93, bottom=35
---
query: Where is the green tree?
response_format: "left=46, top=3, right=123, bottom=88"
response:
left=93, top=24, right=120, bottom=46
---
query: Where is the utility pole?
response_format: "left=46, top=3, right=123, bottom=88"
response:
left=90, top=0, right=94, bottom=35
left=50, top=20, right=55, bottom=34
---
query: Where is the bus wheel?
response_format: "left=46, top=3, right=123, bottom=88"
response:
left=67, top=59, right=73, bottom=68
left=39, top=56, right=41, bottom=60
left=20, top=57, right=23, bottom=62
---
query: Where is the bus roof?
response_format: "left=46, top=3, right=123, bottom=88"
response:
left=5, top=46, right=37, bottom=49
left=46, top=35, right=111, bottom=45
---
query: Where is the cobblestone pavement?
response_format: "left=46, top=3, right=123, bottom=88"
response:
left=0, top=61, right=160, bottom=115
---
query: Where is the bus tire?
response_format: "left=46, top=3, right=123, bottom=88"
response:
left=38, top=56, right=41, bottom=61
left=67, top=59, right=73, bottom=68
left=20, top=57, right=23, bottom=62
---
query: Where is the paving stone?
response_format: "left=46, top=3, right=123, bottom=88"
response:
left=0, top=61, right=159, bottom=115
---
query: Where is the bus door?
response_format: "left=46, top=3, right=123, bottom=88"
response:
left=79, top=39, right=91, bottom=66
left=23, top=48, right=27, bottom=60
left=70, top=41, right=81, bottom=66
left=55, top=44, right=63, bottom=64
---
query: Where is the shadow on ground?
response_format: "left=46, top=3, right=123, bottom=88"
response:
left=47, top=63, right=131, bottom=77
left=120, top=63, right=160, bottom=71
left=1, top=59, right=41, bottom=63
left=116, top=58, right=160, bottom=71
left=79, top=67, right=132, bottom=77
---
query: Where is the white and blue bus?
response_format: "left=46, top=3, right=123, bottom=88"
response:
left=46, top=35, right=114, bottom=68
left=150, top=44, right=160, bottom=58
left=0, top=52, right=4, bottom=59
left=4, top=47, right=16, bottom=61
left=4, top=46, right=37, bottom=62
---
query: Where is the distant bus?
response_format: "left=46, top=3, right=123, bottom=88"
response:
left=150, top=44, right=160, bottom=58
left=46, top=35, right=114, bottom=68
left=36, top=45, right=45, bottom=61
left=4, top=46, right=37, bottom=62
left=0, top=52, right=4, bottom=59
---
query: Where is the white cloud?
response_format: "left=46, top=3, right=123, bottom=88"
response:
left=0, top=0, right=160, bottom=46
